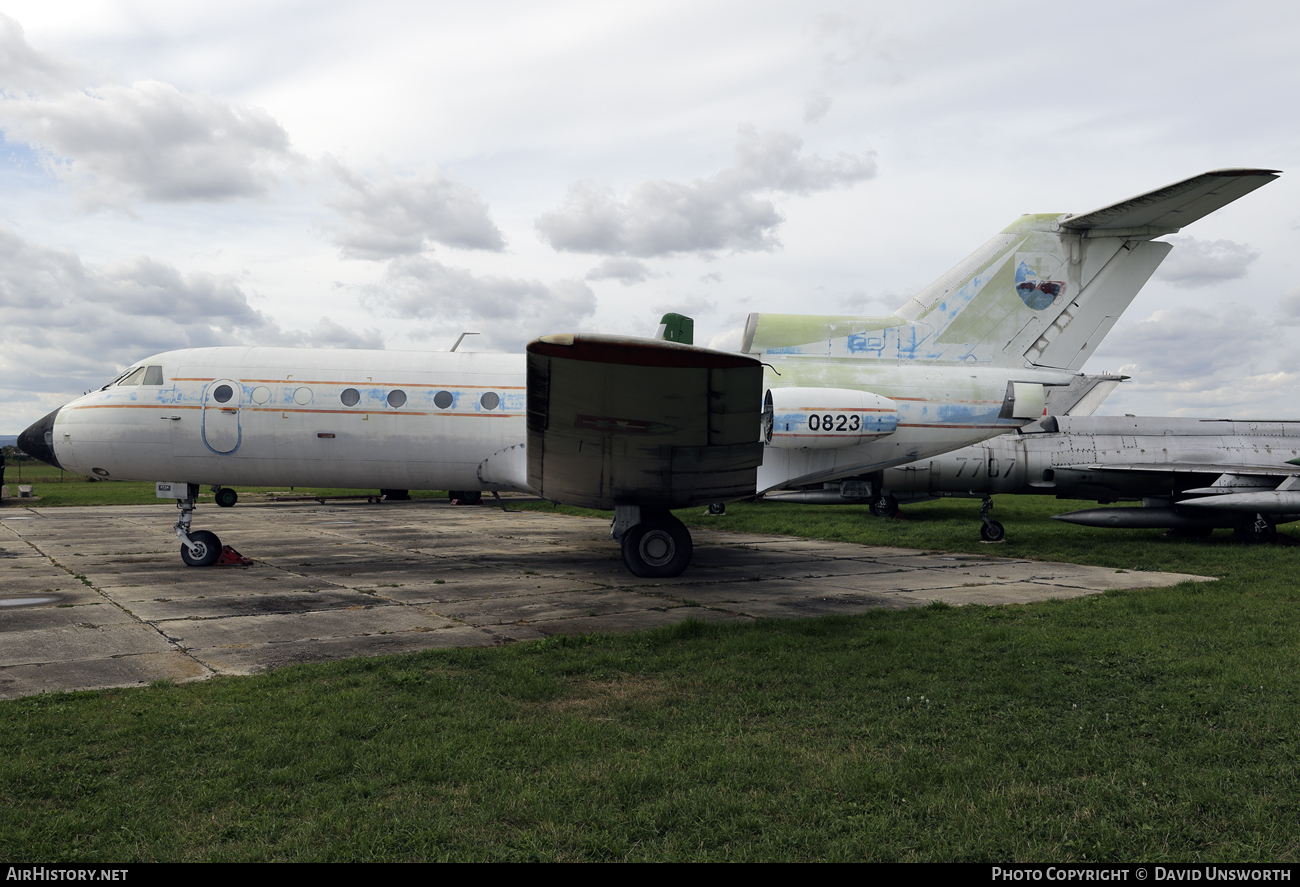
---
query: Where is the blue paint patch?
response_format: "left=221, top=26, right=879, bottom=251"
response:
left=846, top=333, right=885, bottom=355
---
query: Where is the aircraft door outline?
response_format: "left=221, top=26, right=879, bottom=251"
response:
left=202, top=379, right=243, bottom=455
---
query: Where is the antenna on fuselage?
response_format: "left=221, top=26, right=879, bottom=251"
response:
left=450, top=332, right=480, bottom=352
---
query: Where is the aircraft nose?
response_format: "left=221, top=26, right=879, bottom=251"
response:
left=18, top=407, right=64, bottom=470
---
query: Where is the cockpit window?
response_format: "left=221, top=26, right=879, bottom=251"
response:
left=105, top=365, right=164, bottom=389
left=117, top=367, right=147, bottom=386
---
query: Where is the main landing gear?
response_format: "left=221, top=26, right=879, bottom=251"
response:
left=870, top=494, right=900, bottom=518
left=213, top=486, right=238, bottom=508
left=979, top=497, right=1006, bottom=543
left=1234, top=513, right=1277, bottom=544
left=612, top=505, right=693, bottom=578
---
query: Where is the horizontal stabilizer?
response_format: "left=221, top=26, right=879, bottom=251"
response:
left=1061, top=169, right=1279, bottom=235
left=526, top=335, right=764, bottom=510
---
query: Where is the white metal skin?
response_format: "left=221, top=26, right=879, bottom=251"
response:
left=763, top=387, right=900, bottom=449
left=39, top=348, right=1069, bottom=502
left=44, top=347, right=529, bottom=492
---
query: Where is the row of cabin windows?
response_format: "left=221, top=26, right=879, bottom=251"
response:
left=337, top=388, right=500, bottom=410
left=208, top=385, right=502, bottom=410
left=106, top=369, right=503, bottom=412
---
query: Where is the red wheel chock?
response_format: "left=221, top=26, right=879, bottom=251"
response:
left=215, top=545, right=253, bottom=566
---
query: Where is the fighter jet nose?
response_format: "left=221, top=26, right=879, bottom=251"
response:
left=18, top=407, right=64, bottom=470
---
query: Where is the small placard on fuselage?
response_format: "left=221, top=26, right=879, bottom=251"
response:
left=156, top=482, right=198, bottom=499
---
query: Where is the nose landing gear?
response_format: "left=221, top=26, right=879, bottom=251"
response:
left=174, top=495, right=223, bottom=566
left=159, top=482, right=250, bottom=566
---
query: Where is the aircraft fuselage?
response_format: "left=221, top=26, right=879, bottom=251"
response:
left=42, top=347, right=526, bottom=491
left=28, top=345, right=1063, bottom=495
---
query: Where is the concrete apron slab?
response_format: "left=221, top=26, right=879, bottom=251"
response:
left=0, top=501, right=1212, bottom=699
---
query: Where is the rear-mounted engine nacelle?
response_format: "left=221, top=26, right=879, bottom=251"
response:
left=763, top=387, right=899, bottom=449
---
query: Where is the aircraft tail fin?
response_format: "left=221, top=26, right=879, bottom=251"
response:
left=744, top=169, right=1278, bottom=369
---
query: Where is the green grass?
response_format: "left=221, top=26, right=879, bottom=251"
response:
left=2, top=491, right=1299, bottom=861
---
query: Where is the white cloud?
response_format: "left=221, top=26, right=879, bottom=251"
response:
left=708, top=326, right=745, bottom=352
left=0, top=14, right=75, bottom=95
left=362, top=256, right=596, bottom=351
left=2, top=79, right=293, bottom=210
left=1277, top=286, right=1300, bottom=325
left=0, top=227, right=376, bottom=417
left=1095, top=306, right=1259, bottom=381
left=652, top=295, right=717, bottom=319
left=535, top=124, right=876, bottom=257
left=803, top=93, right=832, bottom=124
left=840, top=288, right=900, bottom=314
left=1153, top=236, right=1260, bottom=289
left=584, top=256, right=657, bottom=285
left=0, top=19, right=294, bottom=211
left=324, top=159, right=505, bottom=259
left=1087, top=303, right=1300, bottom=416
left=304, top=316, right=385, bottom=350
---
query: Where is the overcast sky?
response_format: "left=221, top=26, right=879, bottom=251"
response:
left=3, top=0, right=1299, bottom=432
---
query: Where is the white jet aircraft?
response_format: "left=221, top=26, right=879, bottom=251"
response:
left=19, top=169, right=1278, bottom=577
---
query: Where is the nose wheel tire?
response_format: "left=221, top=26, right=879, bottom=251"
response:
left=215, top=488, right=238, bottom=508
left=621, top=514, right=693, bottom=578
left=181, top=530, right=222, bottom=567
left=980, top=520, right=1005, bottom=543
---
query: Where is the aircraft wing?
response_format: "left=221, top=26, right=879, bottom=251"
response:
left=1075, top=464, right=1300, bottom=514
left=1075, top=463, right=1300, bottom=477
left=525, top=335, right=764, bottom=510
left=1061, top=168, right=1279, bottom=235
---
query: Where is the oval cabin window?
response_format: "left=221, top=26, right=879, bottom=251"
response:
left=388, top=390, right=407, bottom=408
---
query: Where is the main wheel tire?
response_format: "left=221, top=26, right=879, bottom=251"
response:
left=460, top=490, right=483, bottom=505
left=381, top=488, right=412, bottom=501
left=180, top=530, right=222, bottom=567
left=1235, top=514, right=1277, bottom=544
left=621, top=514, right=693, bottom=578
left=215, top=488, right=238, bottom=508
left=706, top=502, right=726, bottom=516
left=870, top=495, right=900, bottom=518
left=980, top=520, right=1006, bottom=543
